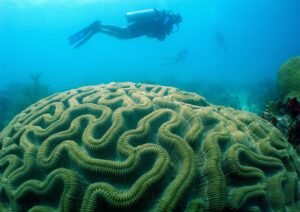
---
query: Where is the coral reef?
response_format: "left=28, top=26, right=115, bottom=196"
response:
left=1, top=82, right=300, bottom=211
left=263, top=97, right=300, bottom=151
left=160, top=76, right=278, bottom=114
left=0, top=93, right=11, bottom=130
left=277, top=56, right=300, bottom=102
left=263, top=56, right=300, bottom=152
left=0, top=73, right=50, bottom=131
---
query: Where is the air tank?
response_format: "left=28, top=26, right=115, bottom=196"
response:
left=125, top=9, right=158, bottom=23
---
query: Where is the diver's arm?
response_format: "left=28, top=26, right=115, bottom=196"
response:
left=155, top=13, right=173, bottom=41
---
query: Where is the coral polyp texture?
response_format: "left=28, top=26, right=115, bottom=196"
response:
left=1, top=82, right=300, bottom=211
left=277, top=56, right=300, bottom=102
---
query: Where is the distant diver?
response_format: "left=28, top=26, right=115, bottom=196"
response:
left=69, top=9, right=182, bottom=48
left=215, top=30, right=227, bottom=54
left=162, top=48, right=188, bottom=65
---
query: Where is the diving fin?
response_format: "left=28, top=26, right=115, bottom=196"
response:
left=68, top=21, right=101, bottom=48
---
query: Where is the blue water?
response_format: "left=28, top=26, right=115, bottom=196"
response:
left=0, top=0, right=299, bottom=94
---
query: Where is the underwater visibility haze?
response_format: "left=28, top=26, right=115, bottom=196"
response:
left=1, top=0, right=299, bottom=89
left=0, top=0, right=298, bottom=118
left=1, top=0, right=300, bottom=211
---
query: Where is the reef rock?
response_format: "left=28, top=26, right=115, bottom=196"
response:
left=1, top=82, right=300, bottom=211
left=277, top=56, right=300, bottom=102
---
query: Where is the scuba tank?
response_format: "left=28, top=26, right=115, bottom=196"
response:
left=126, top=9, right=159, bottom=23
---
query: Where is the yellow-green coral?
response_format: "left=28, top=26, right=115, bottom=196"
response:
left=277, top=56, right=300, bottom=102
left=1, top=82, right=300, bottom=211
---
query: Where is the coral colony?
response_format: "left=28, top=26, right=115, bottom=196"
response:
left=1, top=82, right=300, bottom=211
left=263, top=56, right=300, bottom=151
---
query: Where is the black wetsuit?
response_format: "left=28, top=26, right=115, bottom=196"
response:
left=127, top=12, right=174, bottom=41
left=69, top=9, right=179, bottom=48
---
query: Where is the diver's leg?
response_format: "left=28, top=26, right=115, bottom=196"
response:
left=99, top=25, right=133, bottom=39
left=99, top=22, right=149, bottom=39
left=101, top=25, right=125, bottom=33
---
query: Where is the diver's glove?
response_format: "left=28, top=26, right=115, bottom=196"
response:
left=68, top=21, right=101, bottom=48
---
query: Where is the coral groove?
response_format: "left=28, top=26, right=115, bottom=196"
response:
left=1, top=82, right=300, bottom=211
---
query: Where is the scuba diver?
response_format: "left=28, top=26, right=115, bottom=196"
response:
left=215, top=30, right=228, bottom=54
left=69, top=9, right=182, bottom=48
left=161, top=48, right=188, bottom=65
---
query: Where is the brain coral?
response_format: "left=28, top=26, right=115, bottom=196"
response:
left=277, top=56, right=300, bottom=102
left=1, top=82, right=300, bottom=211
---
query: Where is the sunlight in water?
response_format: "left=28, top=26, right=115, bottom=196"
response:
left=1, top=0, right=117, bottom=6
left=0, top=0, right=170, bottom=8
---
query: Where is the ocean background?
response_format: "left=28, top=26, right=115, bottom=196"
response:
left=0, top=0, right=300, bottom=128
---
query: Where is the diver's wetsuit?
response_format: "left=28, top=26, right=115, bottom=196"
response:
left=126, top=12, right=174, bottom=40
left=98, top=10, right=174, bottom=41
left=69, top=9, right=181, bottom=48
